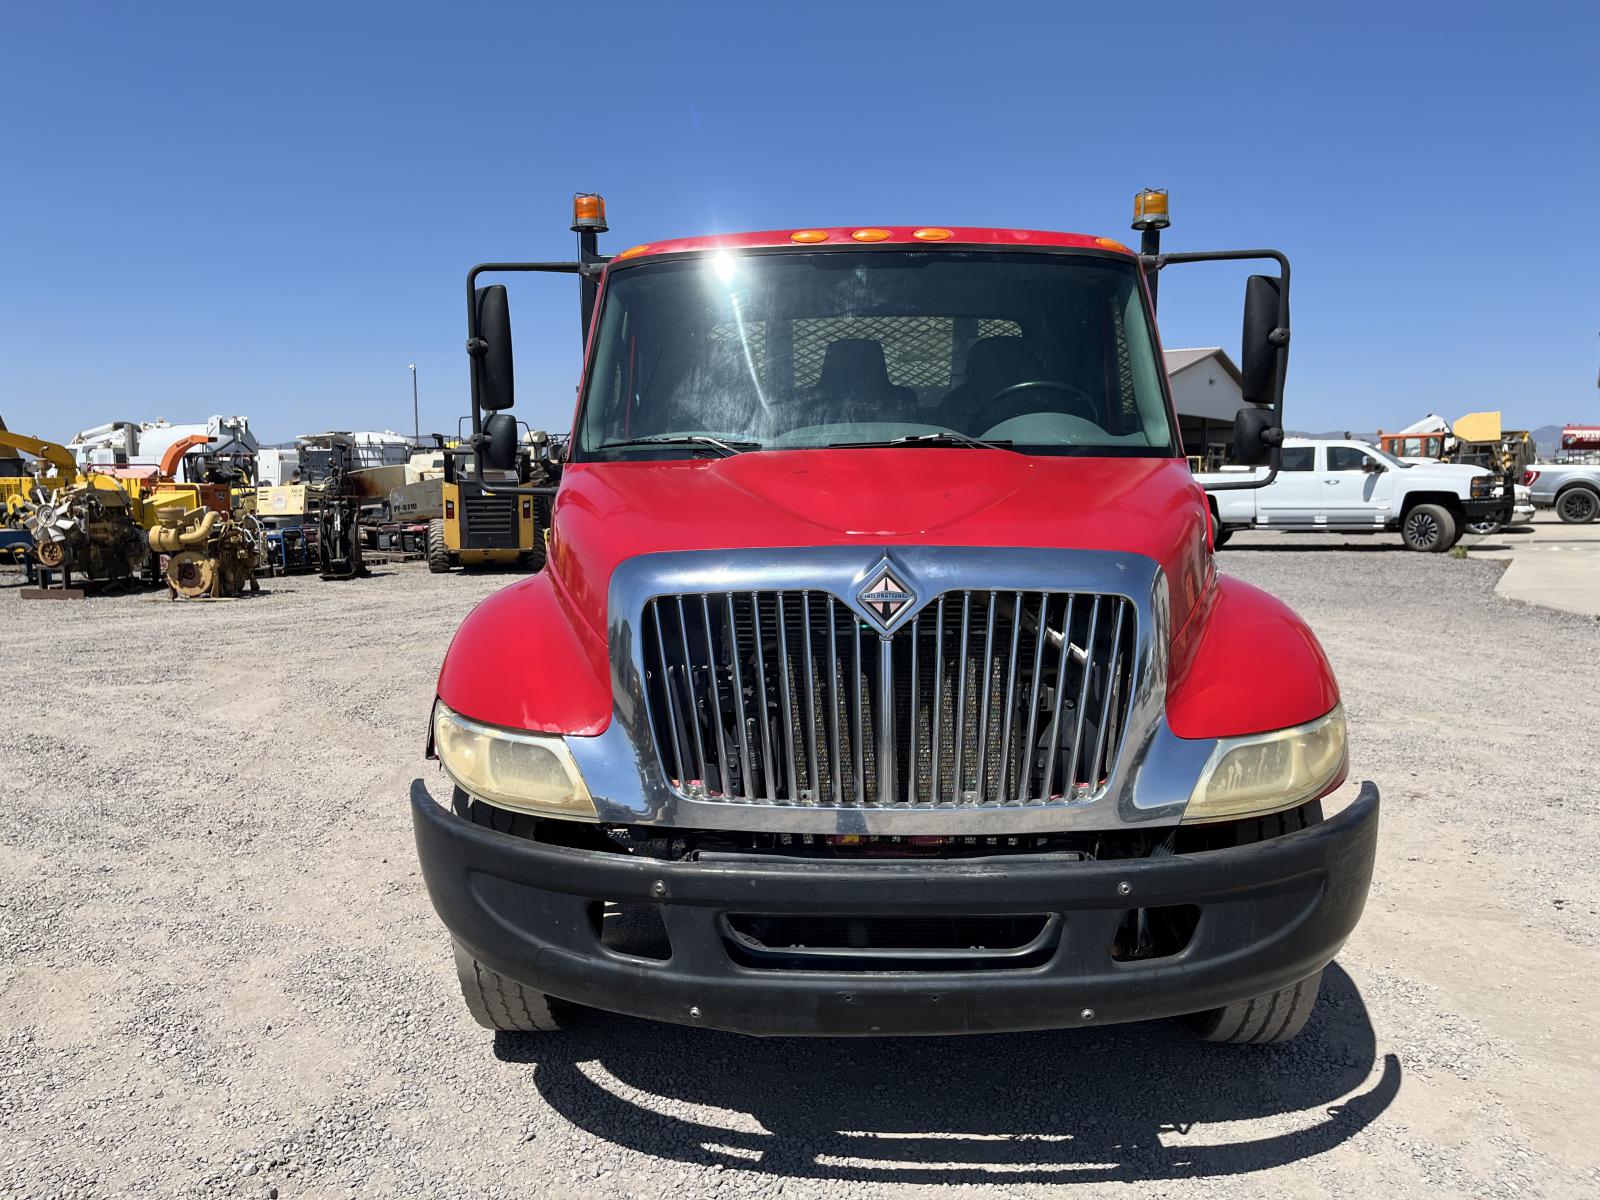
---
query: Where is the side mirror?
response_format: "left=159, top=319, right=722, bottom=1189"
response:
left=472, top=284, right=515, bottom=411
left=546, top=440, right=565, bottom=465
left=1232, top=405, right=1280, bottom=467
left=1363, top=458, right=1384, bottom=474
left=1240, top=275, right=1284, bottom=406
left=482, top=412, right=519, bottom=471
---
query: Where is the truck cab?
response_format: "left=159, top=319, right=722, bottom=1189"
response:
left=410, top=194, right=1379, bottom=1044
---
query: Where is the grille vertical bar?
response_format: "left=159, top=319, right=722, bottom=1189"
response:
left=724, top=593, right=754, bottom=800
left=675, top=596, right=707, bottom=787
left=750, top=593, right=775, bottom=802
left=699, top=595, right=729, bottom=794
left=906, top=614, right=920, bottom=806
left=827, top=600, right=843, bottom=805
left=930, top=597, right=946, bottom=804
left=640, top=587, right=1137, bottom=809
left=998, top=591, right=1024, bottom=802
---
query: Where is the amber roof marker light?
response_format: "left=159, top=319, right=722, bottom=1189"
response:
left=1131, top=188, right=1170, bottom=233
left=790, top=229, right=830, bottom=243
left=572, top=193, right=609, bottom=346
left=1131, top=186, right=1170, bottom=304
left=571, top=192, right=608, bottom=233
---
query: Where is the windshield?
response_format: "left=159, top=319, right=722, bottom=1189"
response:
left=576, top=250, right=1174, bottom=460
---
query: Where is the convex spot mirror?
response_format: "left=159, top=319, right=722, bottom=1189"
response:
left=482, top=412, right=519, bottom=472
left=473, top=284, right=515, bottom=412
left=1232, top=406, right=1279, bottom=467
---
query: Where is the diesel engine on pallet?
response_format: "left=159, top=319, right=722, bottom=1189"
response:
left=22, top=480, right=147, bottom=587
left=148, top=508, right=259, bottom=599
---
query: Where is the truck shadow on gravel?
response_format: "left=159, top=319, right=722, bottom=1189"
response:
left=495, top=963, right=1399, bottom=1185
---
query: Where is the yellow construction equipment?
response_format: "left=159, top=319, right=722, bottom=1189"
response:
left=0, top=427, right=80, bottom=524
left=147, top=507, right=259, bottom=599
left=22, top=477, right=147, bottom=587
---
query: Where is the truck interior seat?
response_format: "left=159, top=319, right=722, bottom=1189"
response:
left=943, top=335, right=1095, bottom=431
left=803, top=338, right=919, bottom=424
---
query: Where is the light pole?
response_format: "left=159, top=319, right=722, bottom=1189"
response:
left=408, top=363, right=419, bottom=446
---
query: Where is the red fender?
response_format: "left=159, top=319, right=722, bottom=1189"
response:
left=435, top=573, right=612, bottom=735
left=1167, top=575, right=1340, bottom=740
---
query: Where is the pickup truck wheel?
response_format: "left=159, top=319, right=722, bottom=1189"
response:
left=452, top=940, right=568, bottom=1032
left=1186, top=968, right=1323, bottom=1044
left=1212, top=527, right=1233, bottom=548
left=1401, top=503, right=1456, bottom=552
left=426, top=519, right=452, bottom=573
left=1464, top=518, right=1501, bottom=537
left=1556, top=487, right=1599, bottom=524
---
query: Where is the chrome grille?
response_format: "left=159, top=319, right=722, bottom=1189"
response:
left=640, top=589, right=1137, bottom=808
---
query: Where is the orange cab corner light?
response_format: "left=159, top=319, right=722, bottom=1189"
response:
left=850, top=227, right=892, bottom=242
left=1094, top=237, right=1131, bottom=254
left=615, top=244, right=651, bottom=260
left=572, top=192, right=608, bottom=232
left=912, top=227, right=953, bottom=242
left=790, top=229, right=830, bottom=243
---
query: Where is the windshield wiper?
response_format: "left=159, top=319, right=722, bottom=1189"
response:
left=829, top=432, right=1019, bottom=453
left=596, top=435, right=759, bottom=458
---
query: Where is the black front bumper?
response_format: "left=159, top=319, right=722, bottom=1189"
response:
left=1462, top=493, right=1514, bottom=523
left=411, top=781, right=1379, bottom=1037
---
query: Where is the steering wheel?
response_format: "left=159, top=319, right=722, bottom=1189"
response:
left=984, top=379, right=1099, bottom=419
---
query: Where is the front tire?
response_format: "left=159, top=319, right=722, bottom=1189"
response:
left=1212, top=526, right=1233, bottom=549
left=1187, top=968, right=1323, bottom=1044
left=1401, top=503, right=1457, bottom=552
left=452, top=940, right=567, bottom=1033
left=1556, top=487, right=1599, bottom=524
left=426, top=519, right=451, bottom=573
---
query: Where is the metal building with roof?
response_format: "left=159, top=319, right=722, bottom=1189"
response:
left=1164, top=347, right=1258, bottom=468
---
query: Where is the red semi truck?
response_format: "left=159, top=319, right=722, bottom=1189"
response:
left=411, top=191, right=1378, bottom=1044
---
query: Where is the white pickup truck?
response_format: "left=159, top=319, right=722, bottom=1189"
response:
left=1196, top=437, right=1513, bottom=551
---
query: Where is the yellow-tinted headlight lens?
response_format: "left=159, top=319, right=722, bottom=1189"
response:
left=432, top=703, right=597, bottom=819
left=1183, top=705, right=1347, bottom=824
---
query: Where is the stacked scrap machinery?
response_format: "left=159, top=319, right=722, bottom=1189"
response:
left=1, top=420, right=264, bottom=596
left=313, top=439, right=366, bottom=580
left=148, top=507, right=259, bottom=599
left=2, top=423, right=147, bottom=588
left=22, top=479, right=147, bottom=587
left=1, top=426, right=80, bottom=526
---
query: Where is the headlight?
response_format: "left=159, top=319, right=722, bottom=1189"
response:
left=1470, top=475, right=1499, bottom=498
left=431, top=702, right=597, bottom=819
left=1183, top=704, right=1347, bottom=824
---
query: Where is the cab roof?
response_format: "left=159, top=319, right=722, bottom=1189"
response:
left=611, top=226, right=1131, bottom=262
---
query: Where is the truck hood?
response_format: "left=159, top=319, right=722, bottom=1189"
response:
left=1398, top=461, right=1490, bottom=481
left=542, top=449, right=1210, bottom=641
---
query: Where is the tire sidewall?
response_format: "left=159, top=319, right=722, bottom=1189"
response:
left=1401, top=504, right=1456, bottom=552
left=1556, top=487, right=1599, bottom=524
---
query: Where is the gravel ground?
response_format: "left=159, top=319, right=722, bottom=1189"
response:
left=1, top=537, right=1596, bottom=1199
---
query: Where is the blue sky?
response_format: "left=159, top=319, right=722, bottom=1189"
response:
left=2, top=1, right=1595, bottom=445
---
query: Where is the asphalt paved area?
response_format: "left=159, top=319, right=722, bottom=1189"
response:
left=1, top=542, right=1595, bottom=1198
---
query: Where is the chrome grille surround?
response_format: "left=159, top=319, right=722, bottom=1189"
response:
left=566, top=547, right=1213, bottom=835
